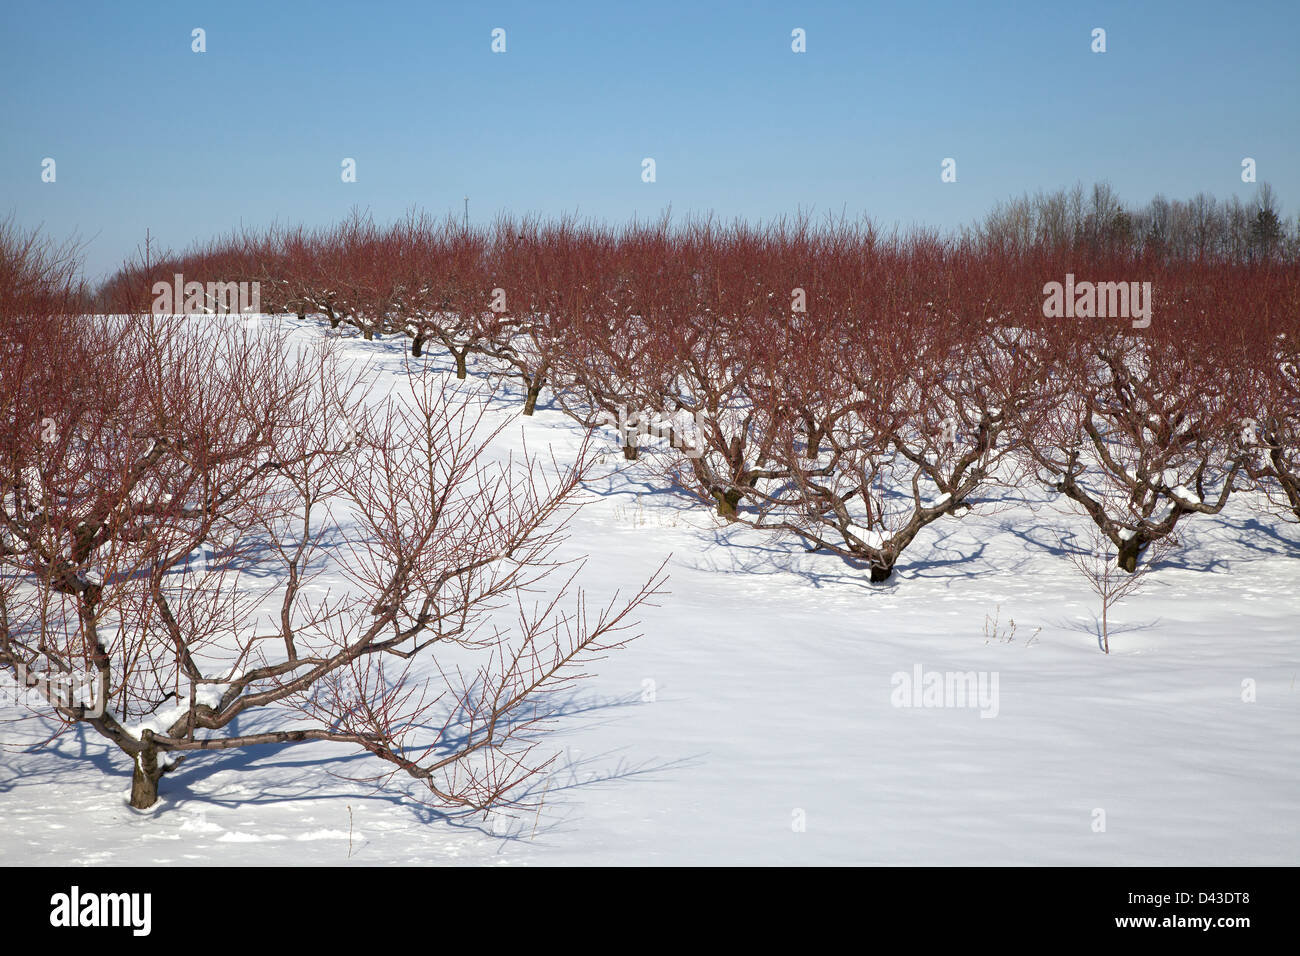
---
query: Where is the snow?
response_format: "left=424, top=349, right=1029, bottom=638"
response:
left=126, top=687, right=224, bottom=739
left=2, top=316, right=1298, bottom=865
left=848, top=525, right=887, bottom=550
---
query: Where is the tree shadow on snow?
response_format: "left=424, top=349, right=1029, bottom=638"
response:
left=0, top=688, right=697, bottom=848
left=684, top=516, right=1016, bottom=594
left=1050, top=613, right=1166, bottom=653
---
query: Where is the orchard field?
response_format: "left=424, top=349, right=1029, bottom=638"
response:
left=2, top=207, right=1298, bottom=864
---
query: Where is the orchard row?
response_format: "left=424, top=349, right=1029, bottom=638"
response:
left=92, top=212, right=1300, bottom=580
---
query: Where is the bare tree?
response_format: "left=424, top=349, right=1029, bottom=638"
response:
left=0, top=298, right=667, bottom=812
left=1020, top=289, right=1246, bottom=573
left=1062, top=523, right=1179, bottom=654
left=1241, top=302, right=1300, bottom=525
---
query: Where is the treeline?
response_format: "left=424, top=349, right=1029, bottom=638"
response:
left=970, top=181, right=1296, bottom=263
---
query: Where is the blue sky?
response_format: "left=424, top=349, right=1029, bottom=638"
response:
left=2, top=0, right=1296, bottom=280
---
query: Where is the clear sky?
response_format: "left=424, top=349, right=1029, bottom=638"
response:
left=2, top=0, right=1296, bottom=280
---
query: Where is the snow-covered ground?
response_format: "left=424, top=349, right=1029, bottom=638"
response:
left=2, top=319, right=1297, bottom=866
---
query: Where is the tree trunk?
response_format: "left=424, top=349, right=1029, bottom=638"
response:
left=1117, top=535, right=1142, bottom=574
left=870, top=564, right=893, bottom=583
left=714, top=488, right=742, bottom=520
left=523, top=378, right=544, bottom=416
left=411, top=335, right=424, bottom=358
left=806, top=429, right=822, bottom=459
left=454, top=351, right=467, bottom=379
left=130, top=734, right=162, bottom=809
